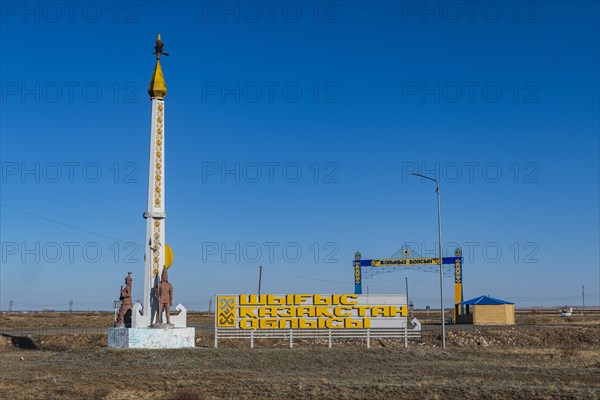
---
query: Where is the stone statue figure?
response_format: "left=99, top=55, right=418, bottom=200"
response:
left=155, top=268, right=173, bottom=325
left=116, top=272, right=133, bottom=327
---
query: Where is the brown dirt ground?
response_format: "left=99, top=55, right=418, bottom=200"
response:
left=0, top=311, right=214, bottom=330
left=1, top=312, right=599, bottom=399
left=1, top=342, right=598, bottom=400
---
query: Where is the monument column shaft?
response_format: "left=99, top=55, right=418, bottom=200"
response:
left=112, top=36, right=193, bottom=345
left=143, top=98, right=166, bottom=324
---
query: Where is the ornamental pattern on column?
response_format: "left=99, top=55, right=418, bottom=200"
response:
left=152, top=102, right=164, bottom=278
left=154, top=103, right=164, bottom=208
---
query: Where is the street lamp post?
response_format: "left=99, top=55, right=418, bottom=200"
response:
left=411, top=172, right=446, bottom=349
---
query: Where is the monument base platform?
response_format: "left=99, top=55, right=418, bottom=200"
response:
left=108, top=327, right=195, bottom=349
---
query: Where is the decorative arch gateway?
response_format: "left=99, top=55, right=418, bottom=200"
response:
left=353, top=248, right=464, bottom=320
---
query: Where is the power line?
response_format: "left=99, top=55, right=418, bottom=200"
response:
left=1, top=202, right=131, bottom=243
left=261, top=266, right=348, bottom=284
left=0, top=202, right=349, bottom=284
left=582, top=284, right=585, bottom=315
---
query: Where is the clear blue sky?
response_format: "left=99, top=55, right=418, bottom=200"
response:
left=1, top=1, right=598, bottom=310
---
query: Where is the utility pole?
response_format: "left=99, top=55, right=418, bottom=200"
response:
left=405, top=277, right=410, bottom=319
left=411, top=172, right=446, bottom=349
left=582, top=284, right=585, bottom=315
left=258, top=266, right=263, bottom=294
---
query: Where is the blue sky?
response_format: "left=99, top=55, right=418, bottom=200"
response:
left=1, top=1, right=598, bottom=311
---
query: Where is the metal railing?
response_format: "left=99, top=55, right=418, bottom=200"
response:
left=215, top=327, right=422, bottom=349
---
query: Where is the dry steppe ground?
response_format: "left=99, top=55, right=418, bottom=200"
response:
left=1, top=311, right=599, bottom=400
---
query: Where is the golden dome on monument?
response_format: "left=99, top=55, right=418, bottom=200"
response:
left=148, top=34, right=168, bottom=99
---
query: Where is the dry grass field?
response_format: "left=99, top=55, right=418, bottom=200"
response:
left=0, top=311, right=215, bottom=330
left=1, top=311, right=599, bottom=400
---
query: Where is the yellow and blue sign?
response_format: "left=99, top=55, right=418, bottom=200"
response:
left=216, top=294, right=408, bottom=330
left=353, top=256, right=464, bottom=312
left=371, top=258, right=441, bottom=267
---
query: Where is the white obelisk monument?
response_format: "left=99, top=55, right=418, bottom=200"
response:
left=141, top=35, right=168, bottom=326
left=109, top=35, right=194, bottom=348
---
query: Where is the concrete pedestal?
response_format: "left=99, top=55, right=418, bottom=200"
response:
left=108, top=326, right=195, bottom=349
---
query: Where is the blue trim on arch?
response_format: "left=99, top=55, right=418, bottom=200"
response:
left=353, top=256, right=464, bottom=294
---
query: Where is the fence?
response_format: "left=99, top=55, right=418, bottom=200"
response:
left=215, top=326, right=422, bottom=349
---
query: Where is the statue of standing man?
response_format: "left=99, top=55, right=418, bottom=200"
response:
left=116, top=272, right=133, bottom=327
left=155, top=268, right=173, bottom=325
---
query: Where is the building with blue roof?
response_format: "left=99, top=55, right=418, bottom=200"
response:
left=455, top=295, right=515, bottom=325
